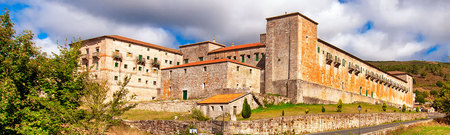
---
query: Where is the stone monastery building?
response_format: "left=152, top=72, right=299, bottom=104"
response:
left=79, top=12, right=414, bottom=107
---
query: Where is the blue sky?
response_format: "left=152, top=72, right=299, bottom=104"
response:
left=2, top=0, right=449, bottom=62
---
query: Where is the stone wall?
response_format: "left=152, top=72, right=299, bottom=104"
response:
left=126, top=112, right=427, bottom=135
left=252, top=92, right=291, bottom=107
left=132, top=100, right=199, bottom=112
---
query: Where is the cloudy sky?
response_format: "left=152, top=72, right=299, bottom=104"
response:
left=1, top=0, right=449, bottom=62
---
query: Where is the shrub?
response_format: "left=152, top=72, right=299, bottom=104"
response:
left=402, top=104, right=406, bottom=112
left=322, top=105, right=325, bottom=113
left=409, top=110, right=411, bottom=112
left=282, top=110, right=285, bottom=116
left=305, top=109, right=309, bottom=114
left=190, top=109, right=209, bottom=121
left=382, top=102, right=387, bottom=112
left=416, top=107, right=420, bottom=112
left=365, top=109, right=368, bottom=113
left=337, top=99, right=343, bottom=112
left=394, top=110, right=397, bottom=112
left=241, top=98, right=251, bottom=119
left=436, top=81, right=444, bottom=87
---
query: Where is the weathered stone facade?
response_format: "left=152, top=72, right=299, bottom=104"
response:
left=160, top=59, right=260, bottom=100
left=126, top=112, right=427, bottom=135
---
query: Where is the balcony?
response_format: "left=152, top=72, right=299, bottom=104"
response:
left=136, top=57, right=146, bottom=65
left=348, top=64, right=355, bottom=73
left=81, top=54, right=89, bottom=60
left=325, top=53, right=333, bottom=65
left=92, top=52, right=99, bottom=58
left=151, top=60, right=161, bottom=69
left=334, top=58, right=341, bottom=68
left=113, top=52, right=122, bottom=61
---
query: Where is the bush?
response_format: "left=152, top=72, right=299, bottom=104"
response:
left=436, top=81, right=444, bottom=87
left=241, top=98, right=251, bottom=119
left=322, top=106, right=325, bottom=113
left=305, top=109, right=310, bottom=114
left=402, top=104, right=407, bottom=112
left=416, top=107, right=420, bottom=112
left=382, top=102, right=387, bottom=112
left=282, top=110, right=285, bottom=116
left=337, top=99, right=343, bottom=112
left=394, top=110, right=397, bottom=112
left=191, top=109, right=209, bottom=121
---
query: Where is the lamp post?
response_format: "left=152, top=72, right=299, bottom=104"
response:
left=358, top=105, right=361, bottom=135
left=398, top=107, right=402, bottom=122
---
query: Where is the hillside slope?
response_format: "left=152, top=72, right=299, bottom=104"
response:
left=367, top=60, right=450, bottom=102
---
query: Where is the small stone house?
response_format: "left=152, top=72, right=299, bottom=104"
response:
left=197, top=93, right=259, bottom=121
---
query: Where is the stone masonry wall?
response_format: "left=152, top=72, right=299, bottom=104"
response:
left=126, top=113, right=427, bottom=135
left=132, top=100, right=199, bottom=112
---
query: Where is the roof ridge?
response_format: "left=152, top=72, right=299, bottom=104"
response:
left=161, top=59, right=260, bottom=70
left=208, top=42, right=264, bottom=54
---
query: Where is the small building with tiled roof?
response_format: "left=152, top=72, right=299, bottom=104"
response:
left=160, top=59, right=261, bottom=100
left=197, top=93, right=259, bottom=120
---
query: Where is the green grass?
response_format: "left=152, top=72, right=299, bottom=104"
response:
left=391, top=121, right=450, bottom=135
left=121, top=110, right=192, bottom=121
left=236, top=103, right=417, bottom=120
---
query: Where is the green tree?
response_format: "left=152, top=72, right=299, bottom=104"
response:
left=241, top=98, right=251, bottom=119
left=416, top=107, right=420, bottom=112
left=322, top=105, right=326, bottom=113
left=337, top=99, right=343, bottom=112
left=76, top=75, right=137, bottom=134
left=282, top=110, right=285, bottom=116
left=382, top=102, right=387, bottom=112
left=436, top=81, right=444, bottom=87
left=433, top=83, right=450, bottom=121
left=402, top=104, right=406, bottom=112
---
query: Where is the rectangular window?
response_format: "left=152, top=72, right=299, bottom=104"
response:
left=165, top=60, right=168, bottom=63
left=184, top=69, right=187, bottom=73
left=227, top=56, right=231, bottom=59
left=153, top=81, right=156, bottom=85
left=115, top=49, right=119, bottom=52
left=153, top=69, right=157, bottom=74
left=247, top=55, right=250, bottom=58
left=177, top=62, right=180, bottom=65
left=95, top=62, right=99, bottom=70
left=233, top=56, right=236, bottom=60
left=86, top=49, right=89, bottom=54
left=124, top=64, right=128, bottom=69
left=139, top=55, right=142, bottom=61
left=250, top=69, right=252, bottom=74
left=138, top=78, right=141, bottom=83
left=127, top=52, right=132, bottom=57
left=147, top=48, right=150, bottom=51
left=147, top=56, right=150, bottom=60
left=114, top=76, right=118, bottom=80
left=317, top=47, right=320, bottom=53
left=241, top=55, right=245, bottom=63
left=237, top=66, right=240, bottom=71
left=146, top=69, right=149, bottom=72
left=343, top=59, right=346, bottom=67
left=203, top=66, right=207, bottom=71
left=96, top=48, right=99, bottom=52
left=198, top=57, right=203, bottom=61
left=138, top=66, right=142, bottom=71
left=184, top=59, right=188, bottom=64
left=255, top=53, right=259, bottom=61
left=169, top=61, right=172, bottom=64
left=154, top=58, right=158, bottom=63
left=114, top=62, right=118, bottom=67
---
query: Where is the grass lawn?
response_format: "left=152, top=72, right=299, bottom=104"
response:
left=235, top=103, right=417, bottom=120
left=390, top=121, right=450, bottom=135
left=121, top=110, right=192, bottom=121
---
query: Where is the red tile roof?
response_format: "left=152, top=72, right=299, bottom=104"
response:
left=81, top=35, right=182, bottom=54
left=197, top=93, right=248, bottom=104
left=161, top=59, right=261, bottom=70
left=208, top=42, right=265, bottom=54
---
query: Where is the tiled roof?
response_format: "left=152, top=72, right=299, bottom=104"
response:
left=81, top=35, right=182, bottom=54
left=197, top=93, right=248, bottom=104
left=161, top=59, right=261, bottom=70
left=208, top=42, right=265, bottom=54
left=179, top=41, right=227, bottom=48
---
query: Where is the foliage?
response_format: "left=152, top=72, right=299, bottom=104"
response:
left=414, top=90, right=429, bottom=104
left=416, top=107, right=420, bottom=112
left=430, top=90, right=439, bottom=96
left=402, top=104, right=407, bottom=112
left=433, top=82, right=450, bottom=121
left=337, top=99, right=343, bottom=112
left=241, top=98, right=251, bottom=119
left=76, top=75, right=137, bottom=134
left=0, top=10, right=87, bottom=134
left=305, top=109, right=309, bottom=114
left=382, top=102, right=387, bottom=112
left=436, top=81, right=444, bottom=87
left=281, top=110, right=284, bottom=116
left=322, top=105, right=325, bottom=113
left=368, top=61, right=449, bottom=78
left=190, top=109, right=209, bottom=121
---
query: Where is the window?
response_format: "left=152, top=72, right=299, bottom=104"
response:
left=169, top=70, right=172, bottom=77
left=115, top=49, right=119, bottom=52
left=203, top=66, right=207, bottom=71
left=220, top=106, right=223, bottom=111
left=146, top=69, right=149, bottom=72
left=233, top=56, right=236, bottom=60
left=360, top=87, right=362, bottom=95
left=138, top=78, right=141, bottom=83
left=128, top=44, right=131, bottom=47
left=153, top=81, right=156, bottom=85
left=371, top=91, right=373, bottom=98
left=147, top=48, right=150, bottom=51
left=114, top=62, right=118, bottom=67
left=261, top=53, right=264, bottom=59
left=139, top=55, right=143, bottom=61
left=114, top=76, right=118, bottom=81
left=250, top=69, right=252, bottom=74
left=241, top=55, right=245, bottom=62
left=165, top=52, right=168, bottom=55
left=237, top=66, right=240, bottom=71
left=366, top=90, right=368, bottom=96
left=96, top=62, right=99, bottom=70
left=177, top=62, right=180, bottom=65
left=146, top=80, right=148, bottom=84
left=85, top=63, right=89, bottom=68
left=255, top=53, right=259, bottom=61
left=184, top=59, right=188, bottom=64
left=211, top=106, right=214, bottom=111
left=169, top=61, right=172, bottom=64
left=127, top=52, right=132, bottom=57
left=153, top=69, right=157, bottom=73
left=236, top=84, right=239, bottom=87
left=164, top=60, right=167, bottom=63
left=202, top=83, right=205, bottom=89
left=343, top=59, right=346, bottom=67
left=133, top=67, right=136, bottom=70
left=96, top=48, right=99, bottom=52
left=154, top=58, right=158, bottom=63
left=247, top=55, right=250, bottom=58
left=227, top=56, right=231, bottom=59
left=147, top=56, right=150, bottom=60
left=138, top=66, right=142, bottom=71
left=198, top=57, right=203, bottom=61
left=184, top=69, right=187, bottom=73
left=317, top=47, right=320, bottom=53
left=86, top=49, right=89, bottom=54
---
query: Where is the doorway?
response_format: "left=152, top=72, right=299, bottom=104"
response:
left=183, top=90, right=187, bottom=100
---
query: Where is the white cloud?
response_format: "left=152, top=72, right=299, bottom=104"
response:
left=10, top=0, right=450, bottom=61
left=34, top=37, right=59, bottom=55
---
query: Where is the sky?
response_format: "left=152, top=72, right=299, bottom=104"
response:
left=1, top=0, right=449, bottom=62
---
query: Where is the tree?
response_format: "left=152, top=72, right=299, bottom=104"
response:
left=282, top=110, right=285, bottom=116
left=337, top=99, right=343, bottom=112
left=382, top=102, right=387, bottom=112
left=436, top=81, right=444, bottom=87
left=241, top=98, right=251, bottom=119
left=76, top=75, right=137, bottom=134
left=0, top=10, right=87, bottom=134
left=433, top=83, right=450, bottom=121
left=402, top=104, right=406, bottom=112
left=322, top=105, right=326, bottom=113
left=416, top=107, right=420, bottom=112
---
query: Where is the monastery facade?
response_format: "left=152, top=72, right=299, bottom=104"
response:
left=78, top=12, right=414, bottom=107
